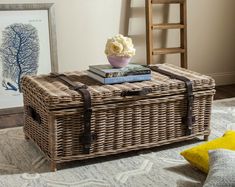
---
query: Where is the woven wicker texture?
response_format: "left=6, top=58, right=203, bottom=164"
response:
left=21, top=64, right=215, bottom=170
left=21, top=64, right=215, bottom=110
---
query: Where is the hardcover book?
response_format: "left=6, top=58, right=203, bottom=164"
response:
left=89, top=64, right=151, bottom=78
left=87, top=70, right=151, bottom=85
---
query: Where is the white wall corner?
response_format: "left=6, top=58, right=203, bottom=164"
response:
left=207, top=72, right=235, bottom=86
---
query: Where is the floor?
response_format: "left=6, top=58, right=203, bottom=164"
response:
left=0, top=84, right=234, bottom=129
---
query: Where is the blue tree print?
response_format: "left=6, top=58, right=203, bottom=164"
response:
left=0, top=23, right=40, bottom=92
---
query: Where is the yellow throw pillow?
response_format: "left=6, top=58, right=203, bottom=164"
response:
left=180, top=131, right=235, bottom=173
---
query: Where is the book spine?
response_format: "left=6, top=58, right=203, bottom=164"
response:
left=104, top=74, right=151, bottom=84
left=89, top=67, right=106, bottom=77
left=125, top=70, right=151, bottom=76
left=89, top=68, right=151, bottom=78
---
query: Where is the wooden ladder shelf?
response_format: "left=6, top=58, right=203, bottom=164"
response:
left=146, top=0, right=188, bottom=68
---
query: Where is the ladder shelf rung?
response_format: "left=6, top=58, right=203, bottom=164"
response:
left=152, top=0, right=185, bottom=4
left=152, top=23, right=184, bottom=30
left=153, top=47, right=185, bottom=55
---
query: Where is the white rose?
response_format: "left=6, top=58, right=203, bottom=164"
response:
left=109, top=41, right=123, bottom=55
left=104, top=34, right=136, bottom=57
left=125, top=38, right=134, bottom=48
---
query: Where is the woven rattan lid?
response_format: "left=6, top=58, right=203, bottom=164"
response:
left=21, top=64, right=215, bottom=110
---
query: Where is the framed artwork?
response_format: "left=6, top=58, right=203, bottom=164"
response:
left=0, top=3, right=58, bottom=116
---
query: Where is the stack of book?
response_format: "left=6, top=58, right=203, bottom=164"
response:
left=87, top=64, right=151, bottom=84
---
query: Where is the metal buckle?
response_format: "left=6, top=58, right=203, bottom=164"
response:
left=79, top=133, right=96, bottom=144
left=182, top=116, right=196, bottom=125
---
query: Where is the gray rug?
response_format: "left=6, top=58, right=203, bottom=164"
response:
left=0, top=98, right=234, bottom=187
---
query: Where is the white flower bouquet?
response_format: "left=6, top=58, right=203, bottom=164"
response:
left=105, top=34, right=136, bottom=68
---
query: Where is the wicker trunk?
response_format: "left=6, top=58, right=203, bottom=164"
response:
left=21, top=64, right=215, bottom=171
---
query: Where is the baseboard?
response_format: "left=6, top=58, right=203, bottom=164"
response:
left=0, top=113, right=23, bottom=129
left=207, top=71, right=235, bottom=86
left=213, top=97, right=235, bottom=103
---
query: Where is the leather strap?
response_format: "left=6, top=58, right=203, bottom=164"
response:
left=121, top=88, right=152, bottom=97
left=50, top=73, right=95, bottom=154
left=150, top=66, right=195, bottom=135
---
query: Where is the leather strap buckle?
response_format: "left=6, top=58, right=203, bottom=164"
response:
left=150, top=66, right=195, bottom=135
left=79, top=133, right=97, bottom=154
left=80, top=133, right=96, bottom=145
left=51, top=73, right=95, bottom=154
left=182, top=116, right=195, bottom=128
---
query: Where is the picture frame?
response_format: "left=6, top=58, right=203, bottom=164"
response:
left=0, top=3, right=58, bottom=122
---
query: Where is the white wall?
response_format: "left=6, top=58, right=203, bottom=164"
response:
left=128, top=0, right=235, bottom=85
left=0, top=0, right=123, bottom=71
left=1, top=0, right=235, bottom=85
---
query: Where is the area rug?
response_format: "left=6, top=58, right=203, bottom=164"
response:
left=0, top=98, right=234, bottom=187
